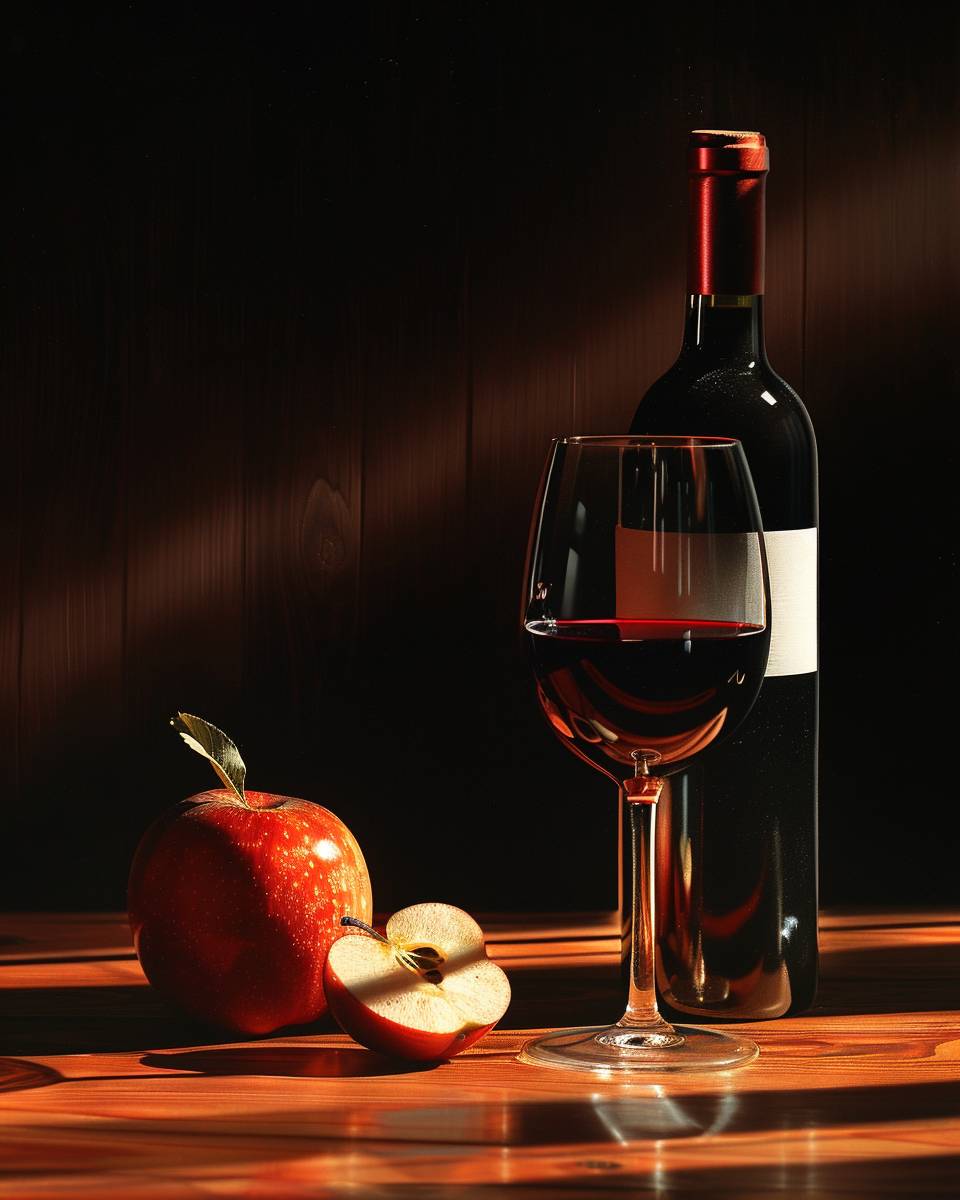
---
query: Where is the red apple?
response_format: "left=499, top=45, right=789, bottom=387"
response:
left=129, top=782, right=372, bottom=1035
left=324, top=903, right=511, bottom=1061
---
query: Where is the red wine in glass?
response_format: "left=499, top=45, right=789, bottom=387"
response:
left=527, top=618, right=767, bottom=781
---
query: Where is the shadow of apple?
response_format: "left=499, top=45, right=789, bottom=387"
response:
left=141, top=1045, right=438, bottom=1078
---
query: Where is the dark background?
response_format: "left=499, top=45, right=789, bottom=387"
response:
left=2, top=4, right=957, bottom=912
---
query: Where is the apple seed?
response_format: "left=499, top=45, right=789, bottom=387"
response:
left=409, top=946, right=443, bottom=962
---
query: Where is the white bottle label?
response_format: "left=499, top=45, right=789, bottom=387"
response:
left=612, top=525, right=817, bottom=678
left=763, top=527, right=818, bottom=677
left=613, top=529, right=766, bottom=629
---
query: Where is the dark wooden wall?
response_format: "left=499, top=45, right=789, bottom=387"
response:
left=2, top=5, right=957, bottom=911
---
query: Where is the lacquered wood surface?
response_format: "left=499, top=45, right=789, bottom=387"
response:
left=1, top=911, right=958, bottom=1197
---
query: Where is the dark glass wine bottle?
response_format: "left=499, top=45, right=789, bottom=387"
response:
left=629, top=130, right=818, bottom=1018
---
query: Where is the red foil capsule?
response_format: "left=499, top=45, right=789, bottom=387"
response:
left=687, top=130, right=768, bottom=296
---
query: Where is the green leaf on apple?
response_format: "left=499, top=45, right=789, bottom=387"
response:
left=171, top=712, right=247, bottom=806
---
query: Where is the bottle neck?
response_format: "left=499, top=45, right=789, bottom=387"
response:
left=685, top=137, right=767, bottom=364
left=681, top=294, right=766, bottom=363
left=688, top=169, right=766, bottom=295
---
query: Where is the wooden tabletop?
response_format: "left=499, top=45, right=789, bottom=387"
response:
left=1, top=911, right=958, bottom=1197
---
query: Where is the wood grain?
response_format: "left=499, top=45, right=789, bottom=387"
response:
left=0, top=283, right=22, bottom=807
left=122, top=127, right=247, bottom=858
left=0, top=911, right=958, bottom=1196
left=1, top=7, right=958, bottom=913
left=805, top=15, right=960, bottom=905
left=14, top=263, right=128, bottom=909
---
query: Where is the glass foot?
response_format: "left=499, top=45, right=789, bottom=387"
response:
left=519, top=1023, right=758, bottom=1073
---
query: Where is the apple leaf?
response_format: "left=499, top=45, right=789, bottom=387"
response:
left=171, top=712, right=247, bottom=805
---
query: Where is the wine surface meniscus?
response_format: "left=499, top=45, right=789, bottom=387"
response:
left=527, top=618, right=767, bottom=780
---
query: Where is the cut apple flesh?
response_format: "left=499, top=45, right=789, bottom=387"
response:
left=326, top=903, right=510, bottom=1042
left=327, top=936, right=508, bottom=1034
left=386, top=903, right=485, bottom=956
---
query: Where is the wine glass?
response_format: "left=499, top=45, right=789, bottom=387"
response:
left=520, top=435, right=770, bottom=1072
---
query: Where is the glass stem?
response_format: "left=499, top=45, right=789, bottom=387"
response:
left=623, top=788, right=663, bottom=1026
left=619, top=777, right=679, bottom=1039
left=596, top=776, right=682, bottom=1050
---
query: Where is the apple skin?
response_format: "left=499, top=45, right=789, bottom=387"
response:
left=323, top=955, right=496, bottom=1061
left=128, top=788, right=372, bottom=1035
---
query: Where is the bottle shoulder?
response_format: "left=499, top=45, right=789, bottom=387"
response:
left=635, top=359, right=816, bottom=449
left=632, top=357, right=818, bottom=529
left=758, top=362, right=817, bottom=442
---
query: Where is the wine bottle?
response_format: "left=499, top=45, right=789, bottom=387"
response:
left=629, top=130, right=818, bottom=1018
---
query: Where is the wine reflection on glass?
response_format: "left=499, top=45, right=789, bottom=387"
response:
left=520, top=435, right=771, bottom=1073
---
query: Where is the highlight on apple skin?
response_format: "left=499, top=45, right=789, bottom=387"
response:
left=323, top=902, right=511, bottom=1061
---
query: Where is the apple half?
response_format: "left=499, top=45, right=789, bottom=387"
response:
left=324, top=903, right=511, bottom=1061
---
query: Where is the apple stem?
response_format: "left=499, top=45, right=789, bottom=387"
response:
left=341, top=915, right=390, bottom=944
